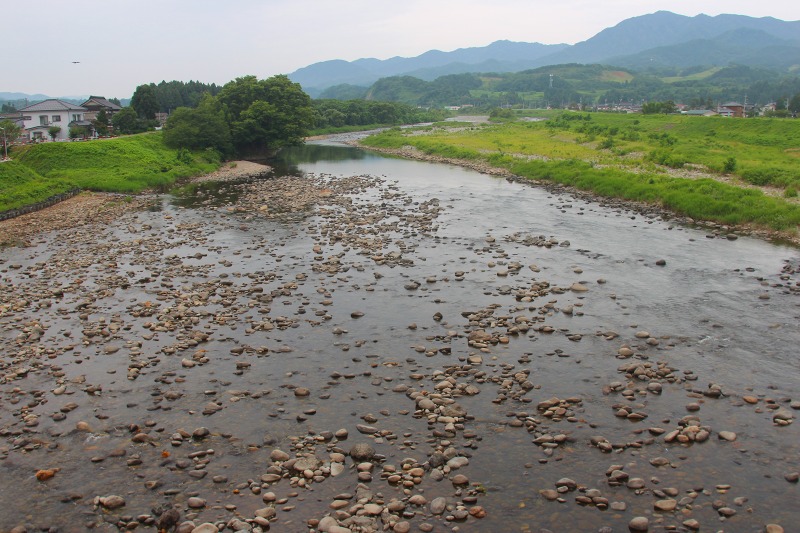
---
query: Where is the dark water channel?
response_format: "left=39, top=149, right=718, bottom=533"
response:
left=0, top=139, right=798, bottom=532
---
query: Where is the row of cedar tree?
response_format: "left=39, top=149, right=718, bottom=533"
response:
left=131, top=75, right=444, bottom=159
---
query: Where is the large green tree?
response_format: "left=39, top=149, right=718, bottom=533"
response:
left=217, top=74, right=314, bottom=154
left=131, top=84, right=159, bottom=119
left=163, top=94, right=233, bottom=157
left=112, top=107, right=146, bottom=134
left=789, top=93, right=800, bottom=114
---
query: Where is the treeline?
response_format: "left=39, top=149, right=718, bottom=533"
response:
left=312, top=100, right=447, bottom=130
left=121, top=75, right=448, bottom=157
left=131, top=80, right=222, bottom=114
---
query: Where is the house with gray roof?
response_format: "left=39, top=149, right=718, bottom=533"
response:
left=18, top=99, right=88, bottom=141
left=80, top=96, right=121, bottom=121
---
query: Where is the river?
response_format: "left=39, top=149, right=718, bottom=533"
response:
left=0, top=138, right=798, bottom=532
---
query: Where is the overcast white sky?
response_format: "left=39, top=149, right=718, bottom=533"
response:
left=5, top=0, right=799, bottom=99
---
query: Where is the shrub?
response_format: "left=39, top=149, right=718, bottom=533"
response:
left=647, top=149, right=685, bottom=168
left=723, top=157, right=737, bottom=174
left=598, top=137, right=614, bottom=150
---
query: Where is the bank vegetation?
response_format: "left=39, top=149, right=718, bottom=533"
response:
left=361, top=111, right=800, bottom=238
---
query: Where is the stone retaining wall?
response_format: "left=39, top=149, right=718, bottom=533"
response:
left=0, top=188, right=81, bottom=221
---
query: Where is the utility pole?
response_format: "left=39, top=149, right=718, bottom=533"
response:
left=0, top=127, right=7, bottom=160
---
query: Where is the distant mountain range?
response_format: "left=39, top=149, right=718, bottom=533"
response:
left=0, top=93, right=89, bottom=103
left=0, top=93, right=133, bottom=109
left=288, top=11, right=800, bottom=97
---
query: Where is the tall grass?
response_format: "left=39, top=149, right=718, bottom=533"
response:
left=505, top=158, right=800, bottom=230
left=0, top=161, right=75, bottom=211
left=14, top=133, right=219, bottom=193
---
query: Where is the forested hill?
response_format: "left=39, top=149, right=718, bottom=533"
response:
left=350, top=64, right=800, bottom=110
left=288, top=11, right=800, bottom=96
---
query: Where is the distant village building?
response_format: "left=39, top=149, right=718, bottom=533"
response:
left=17, top=99, right=88, bottom=141
left=80, top=96, right=122, bottom=122
left=760, top=102, right=778, bottom=115
left=683, top=109, right=718, bottom=117
left=716, top=102, right=744, bottom=118
left=597, top=102, right=642, bottom=113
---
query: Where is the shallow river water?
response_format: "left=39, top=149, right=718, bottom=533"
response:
left=0, top=139, right=798, bottom=533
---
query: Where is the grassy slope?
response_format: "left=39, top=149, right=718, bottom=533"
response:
left=0, top=133, right=220, bottom=210
left=0, top=161, right=75, bottom=212
left=362, top=114, right=800, bottom=233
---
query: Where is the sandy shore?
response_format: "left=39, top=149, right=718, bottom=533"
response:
left=188, top=160, right=271, bottom=183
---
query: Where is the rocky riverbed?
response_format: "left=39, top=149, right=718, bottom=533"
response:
left=0, top=146, right=798, bottom=533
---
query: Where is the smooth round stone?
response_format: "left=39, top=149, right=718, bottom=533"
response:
left=187, top=497, right=206, bottom=509
left=270, top=449, right=290, bottom=461
left=629, top=516, right=649, bottom=532
left=765, top=525, right=785, bottom=533
left=393, top=521, right=411, bottom=533
left=451, top=474, right=469, bottom=485
left=190, top=524, right=218, bottom=533
left=626, top=478, right=646, bottom=490
left=654, top=499, right=677, bottom=512
left=100, top=495, right=125, bottom=509
left=430, top=497, right=447, bottom=515
left=362, top=503, right=382, bottom=515
left=683, top=519, right=700, bottom=530
left=349, top=443, right=375, bottom=461
left=718, top=431, right=737, bottom=441
left=408, top=495, right=427, bottom=506
left=417, top=398, right=436, bottom=410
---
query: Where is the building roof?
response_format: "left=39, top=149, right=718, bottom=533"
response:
left=721, top=102, right=743, bottom=107
left=80, top=96, right=121, bottom=111
left=20, top=99, right=87, bottom=112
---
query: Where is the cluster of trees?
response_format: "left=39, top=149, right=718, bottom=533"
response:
left=312, top=99, right=446, bottom=129
left=162, top=75, right=314, bottom=158
left=642, top=101, right=678, bottom=114
left=131, top=80, right=221, bottom=115
left=109, top=80, right=224, bottom=135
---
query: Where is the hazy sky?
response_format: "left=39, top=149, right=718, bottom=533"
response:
left=5, top=0, right=799, bottom=99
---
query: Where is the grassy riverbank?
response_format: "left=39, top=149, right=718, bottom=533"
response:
left=361, top=113, right=800, bottom=237
left=0, top=133, right=220, bottom=211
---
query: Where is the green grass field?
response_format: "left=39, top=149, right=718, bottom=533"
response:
left=0, top=133, right=220, bottom=211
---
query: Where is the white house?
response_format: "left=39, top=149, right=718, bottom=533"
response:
left=17, top=99, right=89, bottom=141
